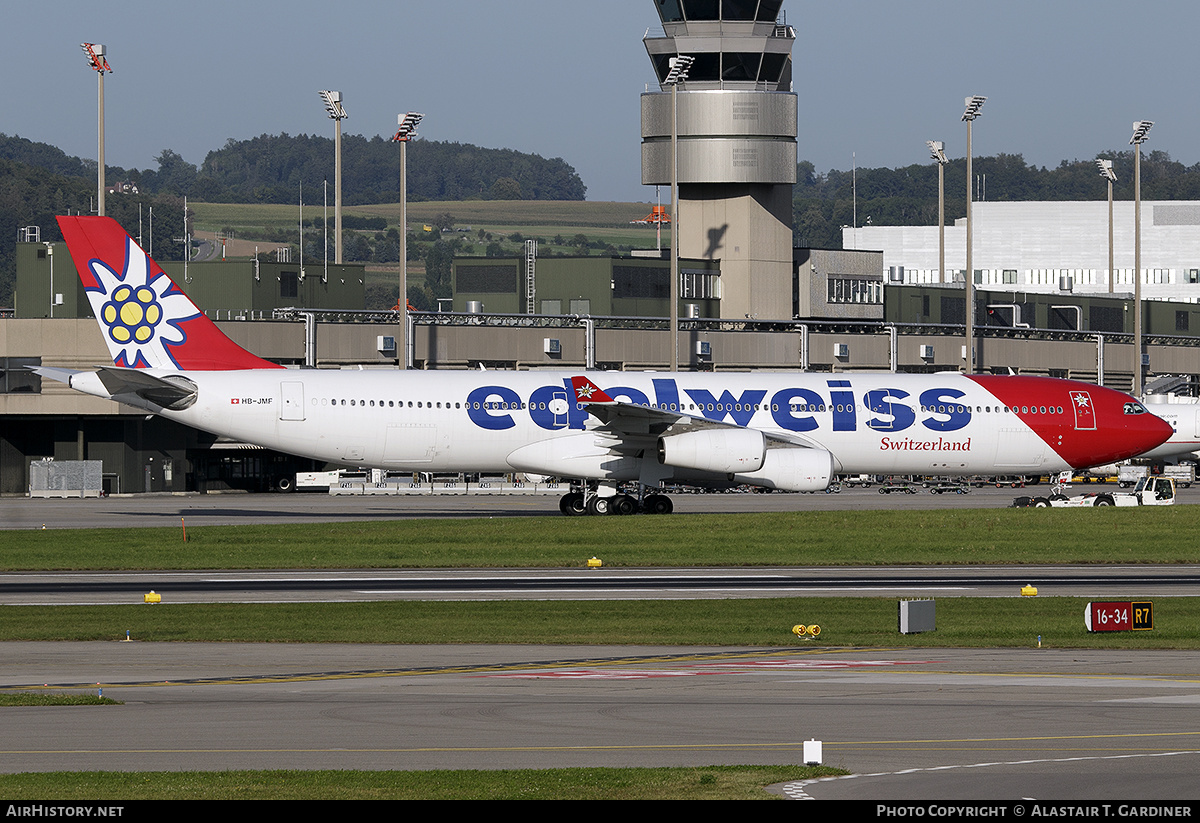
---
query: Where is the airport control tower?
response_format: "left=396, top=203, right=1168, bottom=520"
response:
left=642, top=0, right=797, bottom=320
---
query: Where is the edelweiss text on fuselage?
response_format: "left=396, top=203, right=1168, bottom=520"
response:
left=465, top=377, right=971, bottom=434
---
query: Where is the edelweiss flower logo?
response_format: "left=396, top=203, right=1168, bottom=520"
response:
left=102, top=285, right=162, bottom=346
left=576, top=383, right=596, bottom=399
left=84, top=238, right=201, bottom=368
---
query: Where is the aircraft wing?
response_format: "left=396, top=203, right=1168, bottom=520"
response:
left=569, top=376, right=821, bottom=450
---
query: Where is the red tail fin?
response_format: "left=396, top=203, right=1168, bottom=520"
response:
left=57, top=216, right=281, bottom=371
left=570, top=376, right=616, bottom=404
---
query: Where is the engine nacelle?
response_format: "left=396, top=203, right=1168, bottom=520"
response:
left=657, top=428, right=766, bottom=474
left=506, top=433, right=640, bottom=481
left=730, top=448, right=834, bottom=492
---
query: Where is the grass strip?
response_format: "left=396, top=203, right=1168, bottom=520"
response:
left=0, top=597, right=1193, bottom=648
left=0, top=765, right=842, bottom=800
left=0, top=694, right=119, bottom=706
left=6, top=508, right=1200, bottom=570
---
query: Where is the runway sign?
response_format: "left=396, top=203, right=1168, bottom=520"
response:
left=1084, top=600, right=1153, bottom=632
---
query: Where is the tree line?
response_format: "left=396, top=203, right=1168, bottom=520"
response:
left=0, top=131, right=586, bottom=206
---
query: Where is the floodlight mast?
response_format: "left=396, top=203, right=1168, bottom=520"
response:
left=927, top=141, right=949, bottom=284
left=392, top=112, right=424, bottom=370
left=81, top=44, right=111, bottom=217
left=665, top=54, right=693, bottom=373
left=319, top=91, right=347, bottom=264
left=1130, top=120, right=1154, bottom=396
left=961, top=96, right=986, bottom=373
left=1096, top=159, right=1117, bottom=295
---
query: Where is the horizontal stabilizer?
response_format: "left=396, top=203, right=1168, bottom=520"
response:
left=29, top=366, right=84, bottom=385
left=94, top=367, right=198, bottom=410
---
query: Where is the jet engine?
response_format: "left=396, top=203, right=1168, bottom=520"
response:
left=656, top=428, right=766, bottom=473
left=730, top=447, right=834, bottom=492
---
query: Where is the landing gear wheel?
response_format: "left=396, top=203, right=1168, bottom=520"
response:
left=613, top=494, right=638, bottom=516
left=559, top=492, right=586, bottom=516
left=586, top=496, right=612, bottom=516
left=644, top=494, right=674, bottom=514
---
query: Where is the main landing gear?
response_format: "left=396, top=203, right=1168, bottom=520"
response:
left=558, top=485, right=674, bottom=516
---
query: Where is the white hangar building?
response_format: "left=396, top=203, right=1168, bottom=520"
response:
left=845, top=201, right=1200, bottom=300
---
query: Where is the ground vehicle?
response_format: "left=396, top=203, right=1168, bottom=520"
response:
left=295, top=470, right=344, bottom=491
left=1011, top=476, right=1177, bottom=508
left=1117, top=464, right=1194, bottom=488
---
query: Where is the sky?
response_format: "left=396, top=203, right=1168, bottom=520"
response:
left=3, top=1, right=1198, bottom=203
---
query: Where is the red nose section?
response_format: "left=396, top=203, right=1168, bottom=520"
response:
left=968, top=376, right=1173, bottom=468
left=1129, top=403, right=1177, bottom=457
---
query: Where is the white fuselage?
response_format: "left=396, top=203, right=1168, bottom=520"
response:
left=1141, top=401, right=1200, bottom=461
left=76, top=369, right=1097, bottom=480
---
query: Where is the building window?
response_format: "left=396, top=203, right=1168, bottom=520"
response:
left=681, top=270, right=721, bottom=300
left=0, top=357, right=41, bottom=394
left=1177, top=311, right=1190, bottom=332
left=456, top=264, right=518, bottom=294
left=827, top=277, right=882, bottom=304
left=1003, top=270, right=1017, bottom=284
left=280, top=271, right=298, bottom=299
left=613, top=266, right=669, bottom=300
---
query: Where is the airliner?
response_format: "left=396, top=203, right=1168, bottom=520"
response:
left=38, top=216, right=1172, bottom=515
left=1140, top=401, right=1200, bottom=462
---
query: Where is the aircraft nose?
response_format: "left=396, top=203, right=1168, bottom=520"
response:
left=1139, top=411, right=1175, bottom=452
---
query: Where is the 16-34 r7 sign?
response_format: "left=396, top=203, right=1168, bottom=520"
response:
left=1085, top=601, right=1154, bottom=632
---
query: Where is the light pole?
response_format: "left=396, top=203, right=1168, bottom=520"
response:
left=1096, top=158, right=1116, bottom=294
left=81, top=44, right=111, bottom=217
left=961, top=95, right=986, bottom=373
left=318, top=91, right=347, bottom=264
left=45, top=243, right=54, bottom=318
left=392, top=112, right=423, bottom=370
left=665, top=54, right=693, bottom=373
left=1130, top=120, right=1154, bottom=396
left=927, top=141, right=949, bottom=284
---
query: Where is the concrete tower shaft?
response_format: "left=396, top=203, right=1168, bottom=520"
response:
left=641, top=1, right=798, bottom=321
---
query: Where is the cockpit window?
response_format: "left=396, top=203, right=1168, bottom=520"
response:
left=1123, top=402, right=1148, bottom=415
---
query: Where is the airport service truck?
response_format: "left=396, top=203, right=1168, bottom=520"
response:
left=1011, top=476, right=1177, bottom=508
left=1117, top=463, right=1195, bottom=488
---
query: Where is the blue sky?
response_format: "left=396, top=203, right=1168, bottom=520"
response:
left=3, top=1, right=1197, bottom=202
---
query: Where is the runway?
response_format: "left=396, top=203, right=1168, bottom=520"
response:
left=6, top=481, right=1192, bottom=530
left=5, top=565, right=1200, bottom=604
left=2, top=643, right=1199, bottom=800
